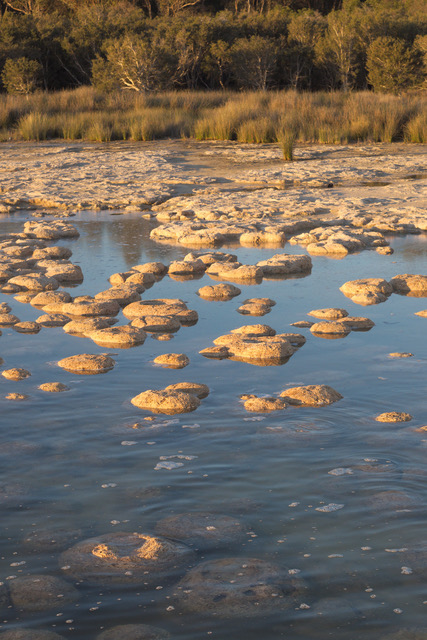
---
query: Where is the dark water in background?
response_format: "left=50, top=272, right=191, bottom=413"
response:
left=1, top=211, right=427, bottom=639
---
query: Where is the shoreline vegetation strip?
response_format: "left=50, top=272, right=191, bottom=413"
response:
left=0, top=89, right=426, bottom=144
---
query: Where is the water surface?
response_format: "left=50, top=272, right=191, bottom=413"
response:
left=1, top=211, right=427, bottom=639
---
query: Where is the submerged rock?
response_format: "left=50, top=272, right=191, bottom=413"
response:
left=0, top=630, right=67, bottom=640
left=280, top=385, right=343, bottom=407
left=57, top=354, right=115, bottom=374
left=59, top=532, right=194, bottom=586
left=155, top=512, right=247, bottom=550
left=368, top=490, right=417, bottom=512
left=96, top=624, right=170, bottom=640
left=8, top=574, right=79, bottom=612
left=174, top=557, right=304, bottom=618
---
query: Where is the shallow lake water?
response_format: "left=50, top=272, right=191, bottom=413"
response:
left=1, top=210, right=427, bottom=640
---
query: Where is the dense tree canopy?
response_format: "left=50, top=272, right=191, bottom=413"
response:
left=0, top=0, right=425, bottom=93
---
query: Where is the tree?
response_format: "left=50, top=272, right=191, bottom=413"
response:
left=1, top=55, right=42, bottom=92
left=230, top=35, right=278, bottom=89
left=366, top=36, right=422, bottom=93
left=94, top=34, right=171, bottom=92
left=204, top=39, right=232, bottom=88
left=315, top=6, right=364, bottom=90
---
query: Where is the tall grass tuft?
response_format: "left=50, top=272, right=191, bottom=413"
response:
left=404, top=112, right=427, bottom=143
left=17, top=112, right=52, bottom=141
left=279, top=129, right=296, bottom=161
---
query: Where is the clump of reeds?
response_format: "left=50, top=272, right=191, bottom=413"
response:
left=17, top=112, right=52, bottom=141
left=279, top=129, right=297, bottom=161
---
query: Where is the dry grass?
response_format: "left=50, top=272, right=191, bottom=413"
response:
left=1, top=88, right=425, bottom=144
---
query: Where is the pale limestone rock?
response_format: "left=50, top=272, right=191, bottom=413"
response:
left=58, top=354, right=115, bottom=374
left=123, top=299, right=187, bottom=320
left=308, top=308, right=348, bottom=320
left=390, top=274, right=427, bottom=296
left=199, top=346, right=230, bottom=359
left=89, top=326, right=146, bottom=348
left=38, top=261, right=83, bottom=283
left=30, top=290, right=71, bottom=308
left=131, top=262, right=167, bottom=275
left=375, top=411, right=413, bottom=422
left=198, top=283, right=241, bottom=300
left=338, top=316, right=375, bottom=330
left=61, top=299, right=120, bottom=317
left=153, top=353, right=189, bottom=369
left=164, top=382, right=209, bottom=399
left=32, top=246, right=72, bottom=260
left=340, top=278, right=392, bottom=305
left=63, top=317, right=116, bottom=336
left=280, top=384, right=343, bottom=406
left=2, top=368, right=31, bottom=381
left=5, top=392, right=28, bottom=401
left=131, top=316, right=181, bottom=333
left=257, top=253, right=312, bottom=276
left=23, top=220, right=79, bottom=239
left=244, top=396, right=287, bottom=412
left=230, top=324, right=276, bottom=337
left=8, top=274, right=59, bottom=292
left=131, top=389, right=200, bottom=414
left=207, top=262, right=263, bottom=283
left=94, top=286, right=141, bottom=306
left=36, top=314, right=70, bottom=327
left=14, top=321, right=40, bottom=334
left=39, top=382, right=69, bottom=392
left=240, top=230, right=285, bottom=246
left=168, top=259, right=206, bottom=275
left=310, top=321, right=351, bottom=336
left=376, top=246, right=394, bottom=255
